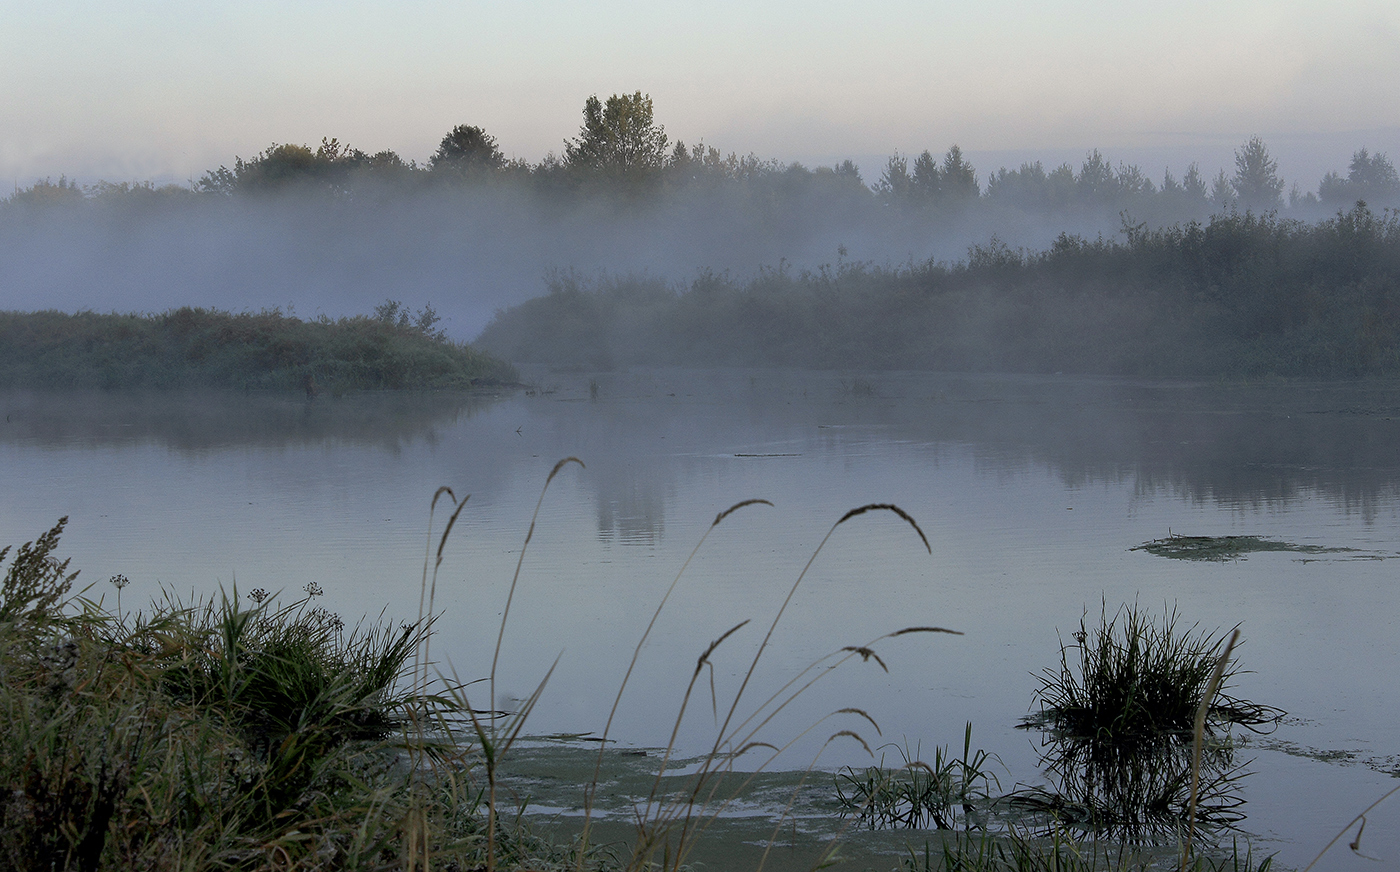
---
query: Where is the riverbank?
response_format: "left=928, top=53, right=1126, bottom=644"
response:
left=0, top=306, right=517, bottom=391
left=478, top=205, right=1400, bottom=379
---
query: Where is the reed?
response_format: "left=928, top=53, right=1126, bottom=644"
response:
left=421, top=459, right=962, bottom=872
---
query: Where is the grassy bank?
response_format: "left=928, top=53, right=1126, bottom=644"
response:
left=478, top=204, right=1400, bottom=379
left=0, top=304, right=517, bottom=391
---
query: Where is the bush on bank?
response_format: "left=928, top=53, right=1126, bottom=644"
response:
left=0, top=305, right=517, bottom=392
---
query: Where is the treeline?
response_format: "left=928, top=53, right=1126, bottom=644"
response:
left=0, top=302, right=516, bottom=391
left=5, top=93, right=1398, bottom=225
left=476, top=203, right=1400, bottom=379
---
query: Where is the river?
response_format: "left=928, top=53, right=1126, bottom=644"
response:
left=2, top=370, right=1398, bottom=871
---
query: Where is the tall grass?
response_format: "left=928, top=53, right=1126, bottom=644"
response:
left=420, top=459, right=962, bottom=872
left=0, top=517, right=497, bottom=871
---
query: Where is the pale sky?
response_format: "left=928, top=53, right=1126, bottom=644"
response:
left=4, top=0, right=1399, bottom=190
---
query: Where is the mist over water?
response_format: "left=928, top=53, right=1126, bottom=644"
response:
left=0, top=186, right=1123, bottom=337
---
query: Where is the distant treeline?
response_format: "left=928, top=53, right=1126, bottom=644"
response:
left=476, top=204, right=1400, bottom=379
left=5, top=92, right=1398, bottom=227
left=0, top=302, right=516, bottom=391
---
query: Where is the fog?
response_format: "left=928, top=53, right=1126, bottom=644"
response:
left=0, top=185, right=1140, bottom=340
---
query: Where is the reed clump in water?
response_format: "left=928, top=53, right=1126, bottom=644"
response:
left=1014, top=602, right=1283, bottom=840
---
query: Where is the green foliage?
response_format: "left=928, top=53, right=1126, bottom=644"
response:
left=564, top=92, right=670, bottom=182
left=1320, top=148, right=1400, bottom=207
left=478, top=204, right=1400, bottom=378
left=195, top=137, right=416, bottom=196
left=1025, top=603, right=1273, bottom=751
left=0, top=520, right=588, bottom=872
left=0, top=304, right=516, bottom=391
left=1231, top=136, right=1284, bottom=212
left=430, top=124, right=506, bottom=179
left=0, top=517, right=79, bottom=628
left=835, top=724, right=998, bottom=830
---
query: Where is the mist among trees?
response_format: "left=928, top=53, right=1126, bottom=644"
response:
left=3, top=92, right=1399, bottom=379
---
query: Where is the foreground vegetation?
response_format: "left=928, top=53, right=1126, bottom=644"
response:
left=0, top=518, right=578, bottom=872
left=0, top=301, right=516, bottom=391
left=1, top=490, right=1376, bottom=872
left=478, top=204, right=1400, bottom=378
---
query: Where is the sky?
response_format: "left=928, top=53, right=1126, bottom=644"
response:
left=3, top=1, right=1400, bottom=192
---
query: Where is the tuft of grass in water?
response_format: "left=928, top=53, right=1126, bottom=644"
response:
left=1024, top=602, right=1282, bottom=752
left=834, top=724, right=999, bottom=831
left=1015, top=603, right=1282, bottom=841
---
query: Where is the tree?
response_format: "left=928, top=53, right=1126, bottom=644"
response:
left=1210, top=169, right=1235, bottom=210
left=195, top=138, right=399, bottom=195
left=875, top=153, right=912, bottom=203
left=1231, top=136, right=1284, bottom=211
left=1319, top=148, right=1400, bottom=206
left=911, top=150, right=941, bottom=202
left=940, top=145, right=978, bottom=201
left=563, top=92, right=669, bottom=179
left=429, top=125, right=504, bottom=177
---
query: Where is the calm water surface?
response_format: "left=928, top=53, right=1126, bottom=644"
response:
left=3, top=370, right=1399, bottom=870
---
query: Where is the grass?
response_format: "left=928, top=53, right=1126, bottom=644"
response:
left=6, top=475, right=1380, bottom=872
left=1015, top=603, right=1284, bottom=841
left=0, top=517, right=548, bottom=872
left=0, top=302, right=517, bottom=392
left=834, top=725, right=998, bottom=831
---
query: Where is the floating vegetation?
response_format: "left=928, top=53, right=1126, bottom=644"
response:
left=1131, top=534, right=1354, bottom=562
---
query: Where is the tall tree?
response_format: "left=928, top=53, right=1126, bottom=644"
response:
left=564, top=92, right=669, bottom=179
left=875, top=153, right=911, bottom=203
left=911, top=150, right=941, bottom=202
left=430, top=125, right=505, bottom=177
left=1231, top=136, right=1284, bottom=211
left=1319, top=148, right=1400, bottom=206
left=940, top=145, right=978, bottom=201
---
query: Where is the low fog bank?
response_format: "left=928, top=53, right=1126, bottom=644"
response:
left=0, top=182, right=1222, bottom=339
left=5, top=106, right=1395, bottom=341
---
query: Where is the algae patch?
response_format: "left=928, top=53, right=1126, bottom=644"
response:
left=1131, top=534, right=1358, bottom=562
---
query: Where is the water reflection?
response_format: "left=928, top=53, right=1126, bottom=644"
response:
left=7, top=374, right=1400, bottom=528
left=1012, top=723, right=1248, bottom=840
left=0, top=389, right=505, bottom=451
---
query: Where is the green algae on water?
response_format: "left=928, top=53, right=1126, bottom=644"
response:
left=1131, top=534, right=1354, bottom=562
